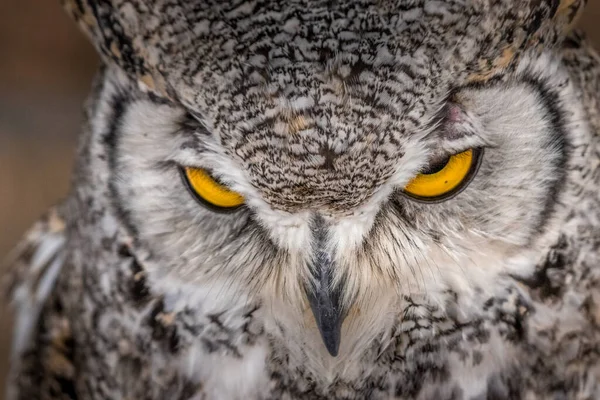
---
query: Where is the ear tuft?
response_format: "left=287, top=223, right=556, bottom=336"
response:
left=554, top=0, right=587, bottom=34
left=467, top=0, right=587, bottom=82
left=62, top=0, right=173, bottom=99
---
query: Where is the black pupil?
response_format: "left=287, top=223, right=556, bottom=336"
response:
left=421, top=155, right=451, bottom=175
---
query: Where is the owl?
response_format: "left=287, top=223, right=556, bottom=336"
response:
left=4, top=0, right=600, bottom=399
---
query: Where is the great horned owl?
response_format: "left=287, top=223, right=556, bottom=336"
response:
left=4, top=0, right=600, bottom=399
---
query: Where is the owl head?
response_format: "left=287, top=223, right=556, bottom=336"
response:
left=64, top=0, right=589, bottom=357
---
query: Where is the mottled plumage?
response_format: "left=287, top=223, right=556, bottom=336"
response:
left=4, top=0, right=600, bottom=399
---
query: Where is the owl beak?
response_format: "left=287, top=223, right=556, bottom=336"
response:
left=306, top=216, right=345, bottom=357
left=306, top=251, right=344, bottom=357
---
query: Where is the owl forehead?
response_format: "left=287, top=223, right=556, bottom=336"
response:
left=216, top=56, right=434, bottom=212
left=183, top=2, right=466, bottom=211
left=191, top=0, right=460, bottom=122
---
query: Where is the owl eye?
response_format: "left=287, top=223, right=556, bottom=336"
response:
left=181, top=167, right=245, bottom=211
left=403, top=148, right=483, bottom=202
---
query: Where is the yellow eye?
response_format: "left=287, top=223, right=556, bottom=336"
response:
left=404, top=148, right=482, bottom=201
left=182, top=167, right=244, bottom=211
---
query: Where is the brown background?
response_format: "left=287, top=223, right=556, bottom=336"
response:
left=1, top=1, right=599, bottom=395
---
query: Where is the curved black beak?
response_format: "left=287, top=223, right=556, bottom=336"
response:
left=306, top=217, right=345, bottom=357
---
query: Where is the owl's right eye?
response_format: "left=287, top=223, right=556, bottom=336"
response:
left=180, top=167, right=245, bottom=212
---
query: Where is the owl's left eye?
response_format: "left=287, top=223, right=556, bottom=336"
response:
left=181, top=167, right=245, bottom=211
left=403, top=148, right=483, bottom=202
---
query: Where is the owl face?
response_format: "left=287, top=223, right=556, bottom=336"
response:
left=73, top=0, right=588, bottom=356
left=107, top=52, right=585, bottom=356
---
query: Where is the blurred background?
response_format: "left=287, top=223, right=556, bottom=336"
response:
left=0, top=1, right=599, bottom=396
